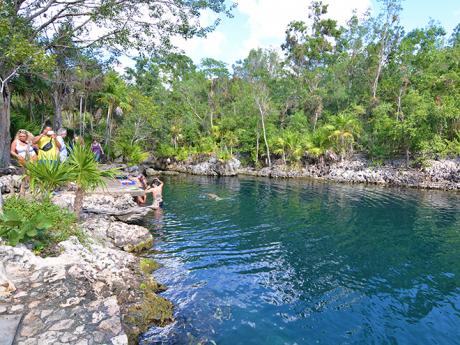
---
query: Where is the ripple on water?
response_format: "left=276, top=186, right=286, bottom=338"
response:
left=141, top=176, right=460, bottom=345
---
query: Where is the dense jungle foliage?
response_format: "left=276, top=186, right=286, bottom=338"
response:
left=3, top=0, right=460, bottom=168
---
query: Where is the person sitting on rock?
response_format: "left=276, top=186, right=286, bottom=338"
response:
left=133, top=174, right=148, bottom=205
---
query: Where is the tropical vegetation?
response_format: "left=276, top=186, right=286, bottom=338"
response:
left=1, top=0, right=459, bottom=171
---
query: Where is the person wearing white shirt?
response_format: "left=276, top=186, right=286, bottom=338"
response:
left=57, top=128, right=68, bottom=162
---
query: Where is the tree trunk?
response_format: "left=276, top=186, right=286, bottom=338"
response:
left=312, top=96, right=323, bottom=131
left=53, top=90, right=63, bottom=130
left=405, top=147, right=410, bottom=167
left=79, top=96, right=83, bottom=136
left=73, top=187, right=85, bottom=220
left=104, top=104, right=112, bottom=147
left=255, top=127, right=260, bottom=165
left=28, top=97, right=35, bottom=122
left=0, top=85, right=11, bottom=168
left=259, top=109, right=271, bottom=168
left=0, top=189, right=3, bottom=214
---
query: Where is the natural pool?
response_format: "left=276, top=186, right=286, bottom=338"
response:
left=141, top=175, right=460, bottom=345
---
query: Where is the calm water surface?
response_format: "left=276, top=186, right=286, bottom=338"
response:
left=141, top=176, right=460, bottom=345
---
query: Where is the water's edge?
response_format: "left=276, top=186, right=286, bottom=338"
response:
left=141, top=175, right=460, bottom=345
left=145, top=156, right=460, bottom=191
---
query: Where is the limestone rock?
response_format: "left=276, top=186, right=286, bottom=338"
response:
left=81, top=216, right=153, bottom=253
left=0, top=175, right=22, bottom=194
left=166, top=155, right=242, bottom=176
left=53, top=193, right=154, bottom=223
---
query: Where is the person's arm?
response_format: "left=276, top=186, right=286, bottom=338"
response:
left=32, top=134, right=43, bottom=145
left=99, top=143, right=104, bottom=155
left=10, top=141, right=19, bottom=159
left=54, top=135, right=62, bottom=150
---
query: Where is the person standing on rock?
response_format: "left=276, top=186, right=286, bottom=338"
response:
left=56, top=128, right=68, bottom=162
left=91, top=138, right=104, bottom=162
left=10, top=129, right=38, bottom=195
left=33, top=126, right=61, bottom=164
left=10, top=129, right=37, bottom=166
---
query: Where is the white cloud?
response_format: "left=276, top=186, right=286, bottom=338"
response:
left=237, top=0, right=372, bottom=60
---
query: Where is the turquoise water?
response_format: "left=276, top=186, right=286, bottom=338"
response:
left=141, top=176, right=460, bottom=345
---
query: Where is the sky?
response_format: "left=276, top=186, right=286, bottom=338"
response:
left=175, top=0, right=460, bottom=67
left=116, top=0, right=460, bottom=71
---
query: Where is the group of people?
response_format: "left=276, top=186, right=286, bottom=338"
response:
left=10, top=126, right=164, bottom=208
left=10, top=126, right=68, bottom=165
left=10, top=126, right=106, bottom=165
left=130, top=174, right=164, bottom=208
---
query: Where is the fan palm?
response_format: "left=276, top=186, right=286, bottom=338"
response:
left=66, top=144, right=117, bottom=217
left=25, top=161, right=73, bottom=201
left=306, top=125, right=334, bottom=165
left=25, top=144, right=117, bottom=218
left=329, top=112, right=362, bottom=161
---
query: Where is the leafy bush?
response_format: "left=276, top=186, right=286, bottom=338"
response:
left=0, top=197, right=80, bottom=254
left=126, top=145, right=150, bottom=166
left=217, top=149, right=232, bottom=161
left=155, top=144, right=176, bottom=158
left=175, top=147, right=190, bottom=162
left=0, top=209, right=52, bottom=246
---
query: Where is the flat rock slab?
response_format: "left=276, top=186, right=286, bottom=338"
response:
left=91, top=178, right=145, bottom=197
left=0, top=314, right=22, bottom=345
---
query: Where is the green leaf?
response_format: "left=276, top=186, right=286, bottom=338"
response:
left=26, top=227, right=38, bottom=238
left=8, top=230, right=21, bottom=246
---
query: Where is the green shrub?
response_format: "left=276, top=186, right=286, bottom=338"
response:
left=127, top=145, right=150, bottom=166
left=155, top=144, right=176, bottom=158
left=0, top=209, right=52, bottom=246
left=175, top=147, right=190, bottom=161
left=217, top=149, right=232, bottom=161
left=0, top=197, right=81, bottom=254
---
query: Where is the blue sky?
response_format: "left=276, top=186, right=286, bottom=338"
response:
left=173, top=0, right=460, bottom=67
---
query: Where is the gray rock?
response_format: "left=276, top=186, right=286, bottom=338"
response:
left=0, top=314, right=22, bottom=345
left=0, top=175, right=22, bottom=194
left=166, top=155, right=242, bottom=176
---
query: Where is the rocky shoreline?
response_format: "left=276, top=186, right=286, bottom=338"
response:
left=147, top=155, right=460, bottom=191
left=0, top=192, right=172, bottom=345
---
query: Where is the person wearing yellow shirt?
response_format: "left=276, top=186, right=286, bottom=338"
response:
left=32, top=126, right=61, bottom=164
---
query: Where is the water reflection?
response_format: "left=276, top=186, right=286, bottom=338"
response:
left=142, top=176, right=460, bottom=345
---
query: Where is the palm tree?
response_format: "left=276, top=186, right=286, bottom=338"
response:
left=66, top=144, right=116, bottom=218
left=25, top=144, right=116, bottom=218
left=25, top=161, right=73, bottom=201
left=272, top=135, right=288, bottom=165
left=329, top=112, right=361, bottom=161
left=223, top=131, right=239, bottom=156
left=98, top=71, right=132, bottom=149
left=306, top=125, right=334, bottom=165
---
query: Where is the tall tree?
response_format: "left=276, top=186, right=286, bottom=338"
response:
left=282, top=1, right=342, bottom=129
left=368, top=0, right=403, bottom=99
left=0, top=0, right=234, bottom=167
